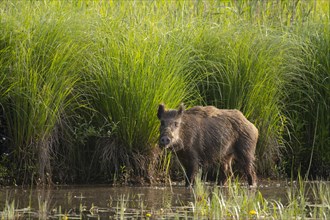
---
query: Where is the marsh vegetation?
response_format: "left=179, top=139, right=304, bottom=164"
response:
left=0, top=0, right=329, bottom=186
left=0, top=1, right=329, bottom=218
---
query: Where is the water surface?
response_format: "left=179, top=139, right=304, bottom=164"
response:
left=0, top=180, right=306, bottom=219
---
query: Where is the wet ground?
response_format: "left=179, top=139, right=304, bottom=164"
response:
left=0, top=180, right=314, bottom=219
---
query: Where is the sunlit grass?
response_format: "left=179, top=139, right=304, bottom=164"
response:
left=191, top=175, right=330, bottom=219
left=1, top=200, right=15, bottom=220
left=0, top=1, right=88, bottom=184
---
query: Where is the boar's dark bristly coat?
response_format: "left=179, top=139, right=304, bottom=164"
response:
left=157, top=103, right=258, bottom=187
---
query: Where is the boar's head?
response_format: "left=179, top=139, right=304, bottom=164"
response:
left=157, top=103, right=184, bottom=150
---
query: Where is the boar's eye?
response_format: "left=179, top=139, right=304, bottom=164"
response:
left=160, top=120, right=165, bottom=126
left=174, top=121, right=180, bottom=127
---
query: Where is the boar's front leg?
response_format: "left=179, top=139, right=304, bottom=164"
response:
left=183, top=151, right=199, bottom=187
left=185, top=164, right=198, bottom=187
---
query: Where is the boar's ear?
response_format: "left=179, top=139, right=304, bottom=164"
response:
left=157, top=104, right=165, bottom=119
left=177, top=103, right=185, bottom=116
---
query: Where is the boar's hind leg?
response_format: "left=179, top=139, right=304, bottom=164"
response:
left=237, top=154, right=256, bottom=187
left=218, top=155, right=233, bottom=186
left=235, top=137, right=257, bottom=187
left=245, top=162, right=257, bottom=187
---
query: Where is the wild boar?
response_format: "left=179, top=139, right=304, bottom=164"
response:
left=157, top=103, right=258, bottom=187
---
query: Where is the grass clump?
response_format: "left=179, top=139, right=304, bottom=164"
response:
left=282, top=22, right=330, bottom=178
left=0, top=1, right=87, bottom=184
left=77, top=2, right=199, bottom=182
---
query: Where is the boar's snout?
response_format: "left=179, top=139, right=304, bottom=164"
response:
left=160, top=135, right=171, bottom=146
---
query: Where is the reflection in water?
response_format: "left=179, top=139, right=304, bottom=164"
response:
left=0, top=185, right=194, bottom=218
left=0, top=180, right=327, bottom=219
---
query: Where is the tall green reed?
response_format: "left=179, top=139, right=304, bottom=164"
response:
left=0, top=1, right=87, bottom=183
left=283, top=21, right=330, bottom=178
left=83, top=3, right=199, bottom=178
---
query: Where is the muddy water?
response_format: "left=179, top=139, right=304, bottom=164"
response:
left=0, top=181, right=292, bottom=219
